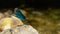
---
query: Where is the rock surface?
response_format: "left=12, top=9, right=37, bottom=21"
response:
left=0, top=25, right=38, bottom=34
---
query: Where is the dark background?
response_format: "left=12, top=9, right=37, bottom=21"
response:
left=0, top=0, right=60, bottom=9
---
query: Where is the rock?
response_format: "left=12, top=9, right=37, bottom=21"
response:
left=0, top=29, right=11, bottom=34
left=0, top=13, right=4, bottom=19
left=0, top=17, right=23, bottom=31
left=0, top=25, right=38, bottom=34
left=12, top=25, right=38, bottom=34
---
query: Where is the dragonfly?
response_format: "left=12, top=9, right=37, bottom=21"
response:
left=6, top=8, right=27, bottom=21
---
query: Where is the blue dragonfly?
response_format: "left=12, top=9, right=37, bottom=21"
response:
left=6, top=8, right=30, bottom=25
left=6, top=8, right=28, bottom=21
left=14, top=8, right=26, bottom=20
